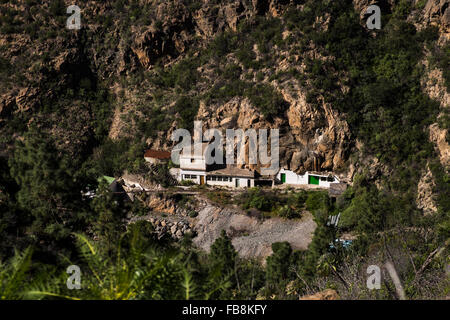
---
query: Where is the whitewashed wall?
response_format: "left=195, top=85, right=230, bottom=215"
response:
left=206, top=179, right=234, bottom=187
left=234, top=178, right=254, bottom=188
left=277, top=169, right=308, bottom=184
left=180, top=154, right=207, bottom=171
left=276, top=169, right=339, bottom=188
left=179, top=169, right=206, bottom=184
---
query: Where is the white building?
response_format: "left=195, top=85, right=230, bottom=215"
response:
left=179, top=143, right=209, bottom=171
left=169, top=144, right=340, bottom=189
left=276, top=168, right=339, bottom=188
left=206, top=167, right=255, bottom=188
left=177, top=143, right=255, bottom=188
left=179, top=142, right=209, bottom=185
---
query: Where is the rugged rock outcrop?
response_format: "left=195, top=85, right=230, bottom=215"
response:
left=196, top=89, right=351, bottom=175
left=144, top=193, right=178, bottom=215
left=353, top=0, right=393, bottom=19
left=131, top=0, right=193, bottom=68
left=416, top=165, right=438, bottom=215
left=421, top=0, right=450, bottom=34
left=421, top=58, right=450, bottom=169
left=15, top=87, right=39, bottom=113
left=429, top=123, right=450, bottom=168
left=128, top=0, right=297, bottom=68
left=132, top=27, right=171, bottom=69
left=281, top=86, right=351, bottom=173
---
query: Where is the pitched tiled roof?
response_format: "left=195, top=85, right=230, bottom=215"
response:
left=144, top=149, right=171, bottom=160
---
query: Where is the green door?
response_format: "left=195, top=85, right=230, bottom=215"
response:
left=281, top=173, right=286, bottom=183
left=308, top=175, right=319, bottom=185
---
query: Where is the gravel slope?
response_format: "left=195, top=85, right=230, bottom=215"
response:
left=192, top=200, right=316, bottom=260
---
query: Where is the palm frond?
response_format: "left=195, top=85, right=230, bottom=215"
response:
left=0, top=247, right=33, bottom=299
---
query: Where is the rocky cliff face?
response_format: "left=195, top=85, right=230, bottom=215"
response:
left=125, top=0, right=295, bottom=70
left=411, top=0, right=450, bottom=43
left=195, top=86, right=351, bottom=175
left=416, top=164, right=438, bottom=215
left=0, top=0, right=448, bottom=183
left=420, top=54, right=450, bottom=170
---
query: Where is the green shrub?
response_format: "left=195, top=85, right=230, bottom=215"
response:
left=180, top=180, right=196, bottom=186
left=244, top=83, right=288, bottom=120
left=305, top=191, right=329, bottom=212
left=188, top=210, right=198, bottom=218
left=287, top=190, right=308, bottom=208
left=240, top=187, right=276, bottom=212
left=277, top=205, right=300, bottom=219
left=174, top=96, right=199, bottom=130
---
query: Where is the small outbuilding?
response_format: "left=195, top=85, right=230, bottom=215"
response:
left=276, top=168, right=340, bottom=188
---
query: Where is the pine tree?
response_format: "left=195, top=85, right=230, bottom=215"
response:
left=91, top=180, right=127, bottom=256
left=209, top=230, right=237, bottom=275
left=265, top=242, right=293, bottom=287
left=207, top=230, right=237, bottom=298
left=9, top=126, right=89, bottom=258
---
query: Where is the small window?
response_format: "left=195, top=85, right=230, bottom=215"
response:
left=327, top=176, right=334, bottom=182
left=217, top=176, right=223, bottom=181
left=212, top=176, right=217, bottom=181
left=191, top=175, right=197, bottom=179
left=206, top=176, right=210, bottom=181
left=321, top=177, right=326, bottom=181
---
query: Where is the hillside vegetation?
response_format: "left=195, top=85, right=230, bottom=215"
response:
left=0, top=0, right=448, bottom=299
